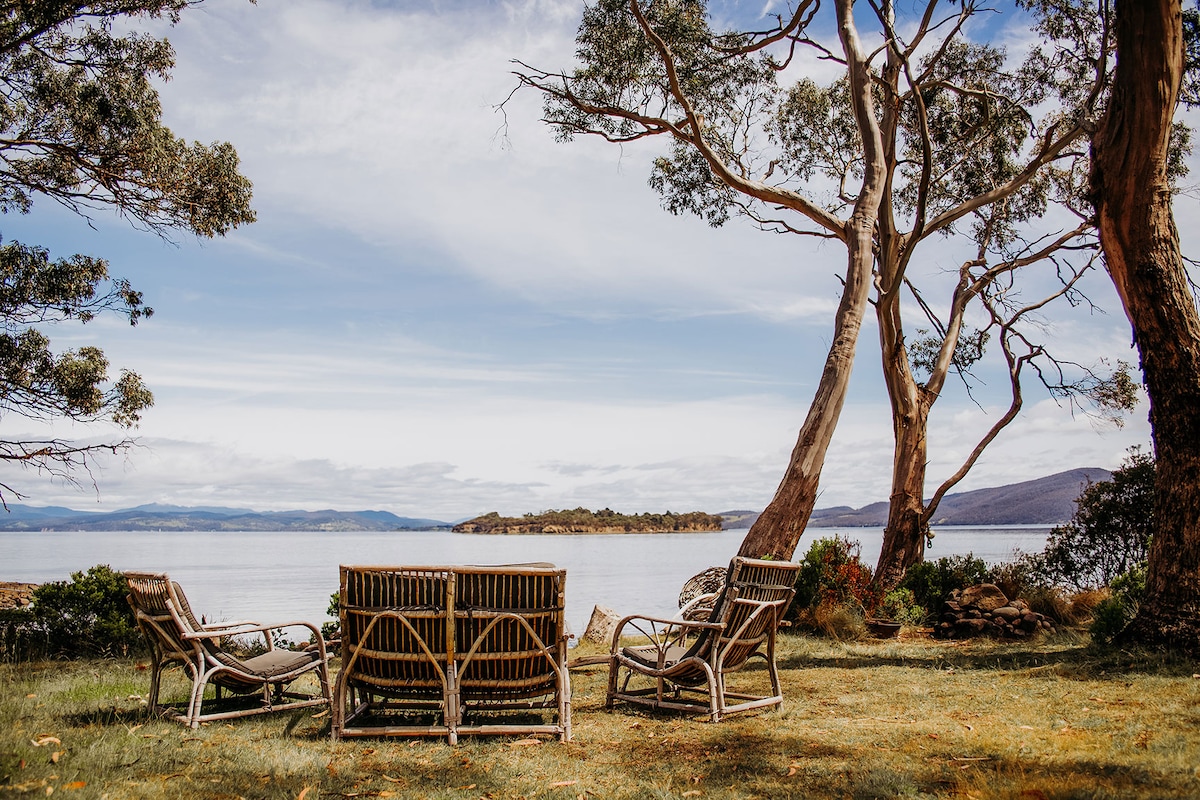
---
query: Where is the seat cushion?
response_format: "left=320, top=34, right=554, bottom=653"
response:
left=235, top=648, right=320, bottom=678
left=622, top=644, right=688, bottom=669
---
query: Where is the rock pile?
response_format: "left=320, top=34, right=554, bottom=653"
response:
left=0, top=582, right=36, bottom=611
left=934, top=583, right=1056, bottom=640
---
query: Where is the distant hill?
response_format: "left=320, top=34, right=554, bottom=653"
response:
left=1, top=468, right=1110, bottom=532
left=0, top=504, right=452, bottom=532
left=721, top=468, right=1111, bottom=529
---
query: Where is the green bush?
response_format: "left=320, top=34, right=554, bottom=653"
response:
left=29, top=564, right=143, bottom=659
left=897, top=554, right=991, bottom=617
left=877, top=587, right=926, bottom=626
left=1090, top=564, right=1147, bottom=646
left=323, top=589, right=340, bottom=642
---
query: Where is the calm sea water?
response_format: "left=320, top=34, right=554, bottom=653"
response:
left=1, top=526, right=1050, bottom=637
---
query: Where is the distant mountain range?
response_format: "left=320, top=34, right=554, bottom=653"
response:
left=720, top=468, right=1110, bottom=530
left=0, top=503, right=451, bottom=532
left=0, top=468, right=1109, bottom=532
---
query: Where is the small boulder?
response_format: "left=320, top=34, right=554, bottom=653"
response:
left=959, top=583, right=1010, bottom=612
left=993, top=606, right=1022, bottom=621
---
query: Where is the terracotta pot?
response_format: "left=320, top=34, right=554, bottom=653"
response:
left=866, top=619, right=901, bottom=638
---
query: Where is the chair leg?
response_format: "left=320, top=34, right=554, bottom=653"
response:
left=605, top=658, right=619, bottom=708
left=186, top=671, right=207, bottom=729
left=147, top=659, right=163, bottom=712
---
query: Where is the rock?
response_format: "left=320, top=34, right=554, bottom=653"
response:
left=0, top=582, right=36, bottom=610
left=582, top=604, right=622, bottom=645
left=993, top=606, right=1022, bottom=621
left=955, top=617, right=988, bottom=635
left=959, top=583, right=1009, bottom=612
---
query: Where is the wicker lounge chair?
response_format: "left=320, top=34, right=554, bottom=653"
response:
left=606, top=556, right=799, bottom=721
left=333, top=564, right=570, bottom=743
left=124, top=572, right=331, bottom=728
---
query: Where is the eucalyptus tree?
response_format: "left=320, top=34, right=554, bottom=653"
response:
left=516, top=0, right=1130, bottom=575
left=517, top=0, right=887, bottom=560
left=0, top=1, right=256, bottom=504
left=1089, top=0, right=1200, bottom=649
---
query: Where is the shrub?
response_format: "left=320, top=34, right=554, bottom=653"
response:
left=898, top=554, right=991, bottom=616
left=806, top=600, right=867, bottom=641
left=987, top=551, right=1051, bottom=601
left=791, top=536, right=881, bottom=623
left=1090, top=564, right=1147, bottom=646
left=323, top=590, right=340, bottom=642
left=29, top=564, right=142, bottom=659
left=877, top=587, right=926, bottom=626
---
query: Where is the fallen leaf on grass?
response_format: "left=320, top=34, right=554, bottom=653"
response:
left=550, top=781, right=578, bottom=787
left=382, top=775, right=403, bottom=783
left=509, top=738, right=542, bottom=747
left=297, top=786, right=311, bottom=800
left=26, top=694, right=37, bottom=699
left=32, top=736, right=61, bottom=747
left=63, top=783, right=85, bottom=791
left=311, top=710, right=329, bottom=719
left=682, top=792, right=702, bottom=798
left=49, top=752, right=62, bottom=764
left=455, top=785, right=475, bottom=791
left=787, top=764, right=800, bottom=777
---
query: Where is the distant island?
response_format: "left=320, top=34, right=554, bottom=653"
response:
left=453, top=508, right=724, bottom=534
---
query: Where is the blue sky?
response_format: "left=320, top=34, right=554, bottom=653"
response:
left=1, top=0, right=1163, bottom=520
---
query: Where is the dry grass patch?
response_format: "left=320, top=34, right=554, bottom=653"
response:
left=2, top=633, right=1199, bottom=799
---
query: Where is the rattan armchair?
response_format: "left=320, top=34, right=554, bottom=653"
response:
left=124, top=572, right=331, bottom=728
left=606, top=556, right=799, bottom=722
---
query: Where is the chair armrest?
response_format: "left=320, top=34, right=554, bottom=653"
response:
left=198, top=619, right=259, bottom=629
left=609, top=613, right=724, bottom=654
left=184, top=620, right=328, bottom=660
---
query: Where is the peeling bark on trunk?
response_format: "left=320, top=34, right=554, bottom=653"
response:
left=875, top=396, right=932, bottom=587
left=1091, top=0, right=1200, bottom=651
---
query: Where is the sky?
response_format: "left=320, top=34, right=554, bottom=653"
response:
left=0, top=0, right=1172, bottom=521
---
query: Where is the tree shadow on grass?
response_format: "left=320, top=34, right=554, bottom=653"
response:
left=776, top=634, right=1199, bottom=680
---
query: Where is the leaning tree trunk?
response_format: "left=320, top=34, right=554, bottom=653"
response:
left=738, top=230, right=876, bottom=559
left=1091, top=0, right=1200, bottom=650
left=737, top=0, right=886, bottom=560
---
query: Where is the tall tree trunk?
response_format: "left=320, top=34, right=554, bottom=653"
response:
left=1090, top=0, right=1200, bottom=650
left=738, top=0, right=886, bottom=560
left=875, top=395, right=931, bottom=587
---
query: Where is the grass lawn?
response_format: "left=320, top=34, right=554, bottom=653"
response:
left=2, top=631, right=1199, bottom=799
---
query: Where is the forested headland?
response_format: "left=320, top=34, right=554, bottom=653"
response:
left=452, top=508, right=723, bottom=534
